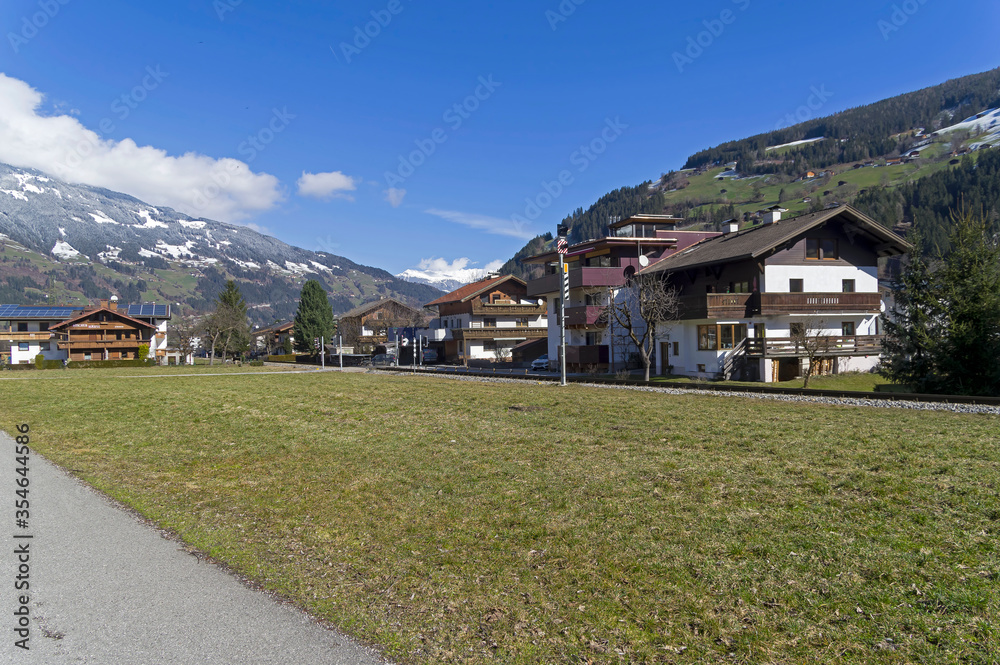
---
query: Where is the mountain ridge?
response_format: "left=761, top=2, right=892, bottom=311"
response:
left=0, top=162, right=442, bottom=324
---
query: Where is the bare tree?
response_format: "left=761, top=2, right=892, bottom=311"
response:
left=598, top=273, right=680, bottom=382
left=168, top=315, right=199, bottom=365
left=492, top=344, right=512, bottom=363
left=789, top=320, right=834, bottom=389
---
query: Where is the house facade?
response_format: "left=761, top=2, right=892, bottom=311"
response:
left=425, top=275, right=547, bottom=363
left=339, top=298, right=426, bottom=355
left=524, top=215, right=719, bottom=371
left=1, top=299, right=171, bottom=365
left=642, top=205, right=910, bottom=381
left=51, top=300, right=157, bottom=362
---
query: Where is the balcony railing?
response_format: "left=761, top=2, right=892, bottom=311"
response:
left=758, top=292, right=881, bottom=314
left=564, top=306, right=606, bottom=327
left=679, top=293, right=754, bottom=320
left=679, top=292, right=882, bottom=319
left=1, top=331, right=54, bottom=342
left=471, top=301, right=547, bottom=316
left=455, top=327, right=548, bottom=341
left=745, top=335, right=883, bottom=358
left=527, top=267, right=629, bottom=297
left=563, top=345, right=610, bottom=365
left=58, top=339, right=150, bottom=349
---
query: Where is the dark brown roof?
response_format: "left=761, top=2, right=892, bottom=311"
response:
left=641, top=205, right=911, bottom=275
left=425, top=275, right=525, bottom=307
left=51, top=307, right=156, bottom=330
left=339, top=298, right=423, bottom=320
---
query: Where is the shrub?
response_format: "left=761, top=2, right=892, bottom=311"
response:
left=34, top=354, right=45, bottom=369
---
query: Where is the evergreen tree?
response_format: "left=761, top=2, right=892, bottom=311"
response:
left=206, top=280, right=251, bottom=363
left=881, top=210, right=1000, bottom=395
left=293, top=280, right=335, bottom=356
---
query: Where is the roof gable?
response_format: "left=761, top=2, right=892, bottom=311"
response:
left=51, top=307, right=156, bottom=330
left=339, top=298, right=423, bottom=320
left=642, top=205, right=911, bottom=275
left=425, top=275, right=526, bottom=307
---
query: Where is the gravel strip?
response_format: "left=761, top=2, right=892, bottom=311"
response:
left=372, top=370, right=1000, bottom=415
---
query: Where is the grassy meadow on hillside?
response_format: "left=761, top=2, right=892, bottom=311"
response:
left=1, top=368, right=997, bottom=664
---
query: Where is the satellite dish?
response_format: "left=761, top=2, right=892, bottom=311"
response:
left=638, top=255, right=650, bottom=267
left=536, top=299, right=544, bottom=306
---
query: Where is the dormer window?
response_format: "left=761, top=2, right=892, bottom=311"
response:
left=806, top=238, right=838, bottom=260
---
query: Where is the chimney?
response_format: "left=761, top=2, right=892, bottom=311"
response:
left=763, top=205, right=785, bottom=225
left=722, top=219, right=740, bottom=235
left=109, top=295, right=119, bottom=311
left=99, top=299, right=109, bottom=310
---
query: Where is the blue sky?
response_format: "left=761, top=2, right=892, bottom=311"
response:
left=1, top=0, right=998, bottom=282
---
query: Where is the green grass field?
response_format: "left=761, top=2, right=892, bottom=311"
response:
left=2, top=368, right=998, bottom=663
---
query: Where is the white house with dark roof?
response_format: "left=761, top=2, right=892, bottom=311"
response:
left=641, top=205, right=911, bottom=382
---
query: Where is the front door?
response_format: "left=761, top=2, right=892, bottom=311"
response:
left=660, top=342, right=670, bottom=375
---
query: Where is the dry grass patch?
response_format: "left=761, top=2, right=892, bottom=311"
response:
left=1, top=368, right=998, bottom=663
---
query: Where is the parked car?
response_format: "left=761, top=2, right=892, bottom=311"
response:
left=368, top=353, right=397, bottom=367
left=530, top=354, right=550, bottom=371
left=421, top=348, right=439, bottom=364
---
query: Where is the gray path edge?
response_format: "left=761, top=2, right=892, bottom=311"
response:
left=0, top=428, right=391, bottom=665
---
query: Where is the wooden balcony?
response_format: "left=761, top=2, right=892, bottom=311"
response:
left=527, top=267, right=628, bottom=297
left=679, top=293, right=754, bottom=320
left=745, top=335, right=883, bottom=358
left=455, top=327, right=548, bottom=341
left=759, top=292, right=881, bottom=315
left=679, top=292, right=882, bottom=319
left=2, top=330, right=54, bottom=342
left=563, top=345, right=610, bottom=366
left=471, top=301, right=547, bottom=317
left=565, top=306, right=605, bottom=327
left=58, top=339, right=150, bottom=349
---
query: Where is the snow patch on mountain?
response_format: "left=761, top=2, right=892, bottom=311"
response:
left=89, top=211, right=118, bottom=225
left=135, top=209, right=168, bottom=229
left=178, top=220, right=207, bottom=229
left=310, top=260, right=333, bottom=273
left=1, top=189, right=28, bottom=201
left=52, top=240, right=80, bottom=259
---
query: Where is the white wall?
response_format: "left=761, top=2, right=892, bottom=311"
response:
left=764, top=265, right=878, bottom=293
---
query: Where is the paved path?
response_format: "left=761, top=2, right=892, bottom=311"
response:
left=0, top=430, right=388, bottom=664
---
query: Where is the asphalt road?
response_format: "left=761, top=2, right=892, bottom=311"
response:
left=0, top=429, right=389, bottom=665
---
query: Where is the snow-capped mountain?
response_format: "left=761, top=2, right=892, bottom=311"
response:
left=0, top=162, right=441, bottom=322
left=395, top=258, right=506, bottom=293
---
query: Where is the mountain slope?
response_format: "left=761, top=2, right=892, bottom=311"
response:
left=0, top=163, right=441, bottom=323
left=501, top=67, right=1000, bottom=279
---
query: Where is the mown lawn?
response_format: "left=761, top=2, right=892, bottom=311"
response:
left=2, top=368, right=998, bottom=664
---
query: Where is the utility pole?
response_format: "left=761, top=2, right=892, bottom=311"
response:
left=338, top=334, right=343, bottom=370
left=321, top=336, right=325, bottom=369
left=557, top=223, right=569, bottom=387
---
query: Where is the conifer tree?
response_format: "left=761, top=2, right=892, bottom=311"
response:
left=293, top=280, right=335, bottom=356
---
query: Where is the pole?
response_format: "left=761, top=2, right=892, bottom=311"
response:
left=559, top=252, right=567, bottom=387
left=321, top=336, right=325, bottom=369
left=338, top=334, right=343, bottom=370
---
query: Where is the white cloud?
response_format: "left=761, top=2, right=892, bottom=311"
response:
left=296, top=170, right=359, bottom=200
left=425, top=208, right=534, bottom=240
left=384, top=187, right=406, bottom=207
left=399, top=257, right=505, bottom=284
left=0, top=73, right=283, bottom=223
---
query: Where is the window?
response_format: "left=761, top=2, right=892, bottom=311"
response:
left=806, top=238, right=838, bottom=260
left=697, top=324, right=747, bottom=350
left=585, top=332, right=601, bottom=346
left=585, top=292, right=605, bottom=306
left=790, top=323, right=805, bottom=338
left=790, top=279, right=804, bottom=293
left=672, top=341, right=679, bottom=356
left=842, top=321, right=855, bottom=337
left=698, top=325, right=717, bottom=351
left=842, top=279, right=855, bottom=293
left=483, top=318, right=497, bottom=328
left=39, top=342, right=49, bottom=351
left=17, top=323, right=27, bottom=332
left=516, top=317, right=528, bottom=327
left=84, top=352, right=92, bottom=361
left=18, top=342, right=29, bottom=351
left=39, top=322, right=49, bottom=331
left=585, top=254, right=611, bottom=268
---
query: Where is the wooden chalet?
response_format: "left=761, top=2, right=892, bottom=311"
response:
left=50, top=299, right=156, bottom=362
left=338, top=298, right=426, bottom=354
